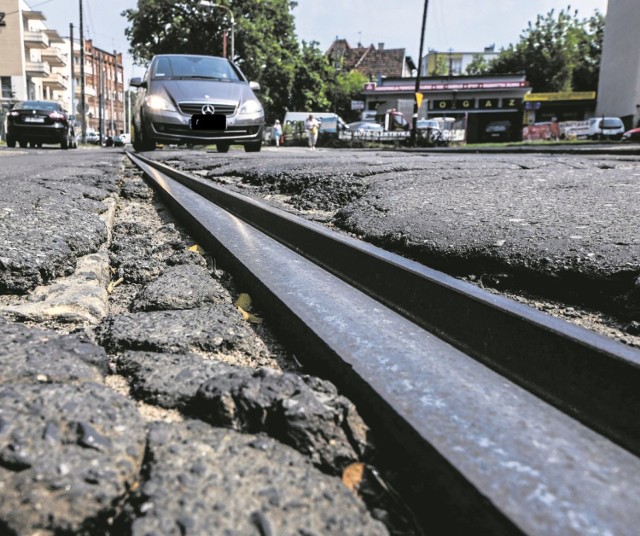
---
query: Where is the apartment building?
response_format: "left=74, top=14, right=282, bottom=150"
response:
left=0, top=0, right=67, bottom=108
left=68, top=38, right=125, bottom=137
left=422, top=46, right=500, bottom=77
left=0, top=0, right=124, bottom=140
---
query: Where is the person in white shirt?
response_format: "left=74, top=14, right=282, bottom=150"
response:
left=305, top=114, right=320, bottom=150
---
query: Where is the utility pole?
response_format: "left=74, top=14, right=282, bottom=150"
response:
left=79, top=0, right=86, bottom=143
left=410, top=0, right=429, bottom=147
left=69, top=23, right=75, bottom=121
left=98, top=52, right=103, bottom=145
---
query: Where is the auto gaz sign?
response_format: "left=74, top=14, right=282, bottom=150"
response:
left=0, top=12, right=6, bottom=26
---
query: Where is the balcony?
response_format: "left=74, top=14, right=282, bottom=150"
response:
left=22, top=11, right=46, bottom=22
left=44, top=30, right=65, bottom=45
left=42, top=48, right=66, bottom=67
left=43, top=72, right=67, bottom=90
left=25, top=61, right=50, bottom=77
left=24, top=30, right=49, bottom=49
left=74, top=64, right=94, bottom=76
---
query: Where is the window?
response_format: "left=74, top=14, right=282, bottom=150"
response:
left=450, top=59, right=463, bottom=75
left=1, top=76, right=12, bottom=99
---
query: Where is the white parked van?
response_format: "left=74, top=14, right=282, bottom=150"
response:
left=282, top=112, right=347, bottom=133
left=586, top=117, right=624, bottom=140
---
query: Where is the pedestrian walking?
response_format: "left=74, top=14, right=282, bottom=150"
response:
left=273, top=120, right=283, bottom=147
left=305, top=114, right=320, bottom=150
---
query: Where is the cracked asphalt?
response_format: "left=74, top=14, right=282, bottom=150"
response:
left=156, top=146, right=640, bottom=335
left=0, top=144, right=639, bottom=534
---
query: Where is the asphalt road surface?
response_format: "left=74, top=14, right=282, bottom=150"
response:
left=0, top=143, right=639, bottom=534
left=153, top=145, right=640, bottom=335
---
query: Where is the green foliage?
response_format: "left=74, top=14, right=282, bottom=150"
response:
left=333, top=70, right=368, bottom=122
left=122, top=1, right=371, bottom=122
left=123, top=0, right=300, bottom=121
left=486, top=7, right=604, bottom=92
left=288, top=41, right=333, bottom=113
left=465, top=53, right=490, bottom=75
left=429, top=55, right=448, bottom=76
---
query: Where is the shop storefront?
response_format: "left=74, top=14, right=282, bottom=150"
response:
left=362, top=74, right=531, bottom=143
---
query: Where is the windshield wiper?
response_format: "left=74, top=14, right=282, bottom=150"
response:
left=186, top=75, right=230, bottom=81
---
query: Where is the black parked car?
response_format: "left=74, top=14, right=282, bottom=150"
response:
left=483, top=120, right=512, bottom=143
left=6, top=100, right=76, bottom=149
left=129, top=54, right=264, bottom=153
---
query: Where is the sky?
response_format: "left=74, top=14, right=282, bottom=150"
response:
left=29, top=0, right=609, bottom=80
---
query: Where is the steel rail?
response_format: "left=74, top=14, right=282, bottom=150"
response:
left=129, top=152, right=640, bottom=457
left=127, top=151, right=640, bottom=535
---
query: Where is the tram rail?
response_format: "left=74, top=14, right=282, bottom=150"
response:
left=127, top=150, right=640, bottom=535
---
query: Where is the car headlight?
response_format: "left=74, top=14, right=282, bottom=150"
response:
left=238, top=99, right=263, bottom=115
left=145, top=95, right=176, bottom=111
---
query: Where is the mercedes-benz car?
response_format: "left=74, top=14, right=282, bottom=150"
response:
left=129, top=54, right=264, bottom=152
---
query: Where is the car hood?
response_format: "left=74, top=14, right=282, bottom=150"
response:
left=151, top=79, right=251, bottom=104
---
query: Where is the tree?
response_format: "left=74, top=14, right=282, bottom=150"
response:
left=571, top=11, right=605, bottom=91
left=122, top=0, right=300, bottom=121
left=288, top=41, right=333, bottom=112
left=429, top=54, right=448, bottom=76
left=465, top=53, right=490, bottom=76
left=332, top=70, right=369, bottom=122
left=486, top=7, right=604, bottom=93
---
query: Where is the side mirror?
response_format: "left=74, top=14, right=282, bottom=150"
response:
left=249, top=81, right=261, bottom=92
left=129, top=77, right=146, bottom=88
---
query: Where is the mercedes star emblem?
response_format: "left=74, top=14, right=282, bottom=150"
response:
left=201, top=104, right=215, bottom=115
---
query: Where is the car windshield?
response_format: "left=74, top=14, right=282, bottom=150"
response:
left=16, top=101, right=60, bottom=111
left=601, top=119, right=621, bottom=128
left=152, top=56, right=241, bottom=81
left=487, top=122, right=510, bottom=132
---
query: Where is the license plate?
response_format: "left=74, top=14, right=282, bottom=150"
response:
left=190, top=114, right=226, bottom=130
left=24, top=117, right=45, bottom=123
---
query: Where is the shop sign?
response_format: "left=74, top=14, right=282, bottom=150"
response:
left=432, top=99, right=453, bottom=110
left=478, top=98, right=499, bottom=109
left=502, top=98, right=522, bottom=109
left=524, top=91, right=596, bottom=101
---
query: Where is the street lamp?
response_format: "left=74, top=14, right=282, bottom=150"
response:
left=200, top=0, right=235, bottom=61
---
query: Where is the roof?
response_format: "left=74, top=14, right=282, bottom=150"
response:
left=327, top=39, right=408, bottom=79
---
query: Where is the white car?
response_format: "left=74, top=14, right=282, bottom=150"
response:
left=114, top=133, right=131, bottom=146
left=586, top=117, right=624, bottom=140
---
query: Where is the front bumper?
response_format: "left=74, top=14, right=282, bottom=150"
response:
left=8, top=123, right=67, bottom=142
left=145, top=108, right=264, bottom=144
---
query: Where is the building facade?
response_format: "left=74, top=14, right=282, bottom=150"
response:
left=596, top=0, right=640, bottom=128
left=0, top=0, right=125, bottom=141
left=72, top=39, right=125, bottom=137
left=0, top=0, right=68, bottom=132
left=361, top=74, right=531, bottom=143
left=327, top=39, right=414, bottom=80
left=422, top=47, right=499, bottom=77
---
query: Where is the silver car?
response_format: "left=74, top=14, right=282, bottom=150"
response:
left=130, top=54, right=264, bottom=152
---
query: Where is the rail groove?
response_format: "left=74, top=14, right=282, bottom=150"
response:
left=127, top=151, right=640, bottom=535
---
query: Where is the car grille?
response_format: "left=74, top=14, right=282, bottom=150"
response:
left=153, top=123, right=260, bottom=136
left=178, top=103, right=237, bottom=116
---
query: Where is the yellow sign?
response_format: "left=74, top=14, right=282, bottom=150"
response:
left=524, top=91, right=596, bottom=102
left=415, top=92, right=424, bottom=108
